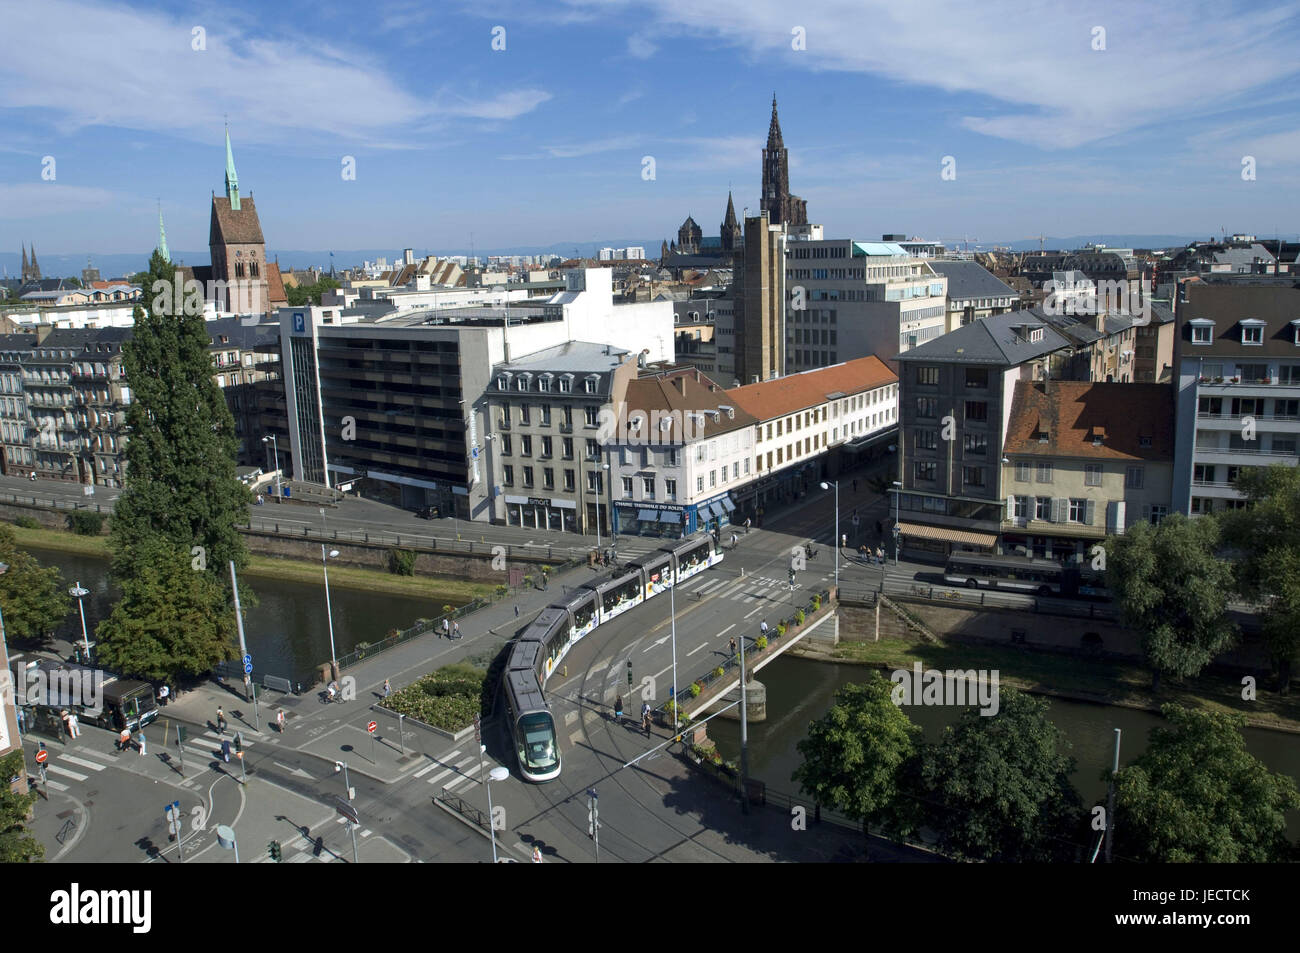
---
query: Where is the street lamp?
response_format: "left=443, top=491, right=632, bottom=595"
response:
left=322, top=548, right=340, bottom=682
left=485, top=765, right=509, bottom=862
left=215, top=823, right=240, bottom=864
left=69, top=582, right=91, bottom=664
left=334, top=760, right=353, bottom=800
left=600, top=462, right=612, bottom=558
left=819, top=480, right=839, bottom=592
left=891, top=481, right=902, bottom=566
left=262, top=434, right=281, bottom=500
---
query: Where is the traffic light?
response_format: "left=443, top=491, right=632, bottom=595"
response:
left=268, top=840, right=282, bottom=862
left=626, top=659, right=633, bottom=686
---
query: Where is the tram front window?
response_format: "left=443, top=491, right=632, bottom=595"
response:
left=520, top=713, right=558, bottom=770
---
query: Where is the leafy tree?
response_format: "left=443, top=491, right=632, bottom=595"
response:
left=920, top=689, right=1083, bottom=862
left=1115, top=705, right=1299, bottom=862
left=1219, top=464, right=1300, bottom=692
left=0, top=524, right=70, bottom=648
left=102, top=249, right=251, bottom=677
left=792, top=675, right=920, bottom=836
left=95, top=539, right=237, bottom=682
left=0, top=752, right=44, bottom=863
left=285, top=276, right=340, bottom=307
left=1106, top=514, right=1237, bottom=690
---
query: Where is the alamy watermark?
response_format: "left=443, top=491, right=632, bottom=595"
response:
left=3, top=665, right=105, bottom=709
left=890, top=662, right=1000, bottom=716
left=1043, top=277, right=1151, bottom=326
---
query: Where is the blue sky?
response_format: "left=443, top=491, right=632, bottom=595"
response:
left=3, top=0, right=1300, bottom=262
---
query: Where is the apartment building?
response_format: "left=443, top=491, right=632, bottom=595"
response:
left=610, top=368, right=757, bottom=539
left=1172, top=277, right=1300, bottom=516
left=488, top=342, right=638, bottom=533
left=280, top=269, right=674, bottom=520
left=206, top=317, right=284, bottom=467
left=0, top=334, right=37, bottom=476
left=1001, top=381, right=1175, bottom=562
left=894, top=312, right=1073, bottom=558
left=928, top=260, right=1019, bottom=332
left=784, top=239, right=948, bottom=375
left=727, top=355, right=898, bottom=520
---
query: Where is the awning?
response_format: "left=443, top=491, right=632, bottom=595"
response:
left=720, top=497, right=736, bottom=513
left=897, top=522, right=998, bottom=548
left=702, top=503, right=722, bottom=519
left=637, top=509, right=659, bottom=522
left=660, top=510, right=682, bottom=524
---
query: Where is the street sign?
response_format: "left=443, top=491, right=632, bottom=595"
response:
left=243, top=662, right=253, bottom=674
left=34, top=749, right=48, bottom=764
left=367, top=721, right=377, bottom=734
left=243, top=654, right=252, bottom=666
left=335, top=797, right=359, bottom=825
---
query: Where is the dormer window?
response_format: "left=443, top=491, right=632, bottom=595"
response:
left=558, top=375, right=572, bottom=393
left=1291, top=319, right=1300, bottom=345
left=1138, top=436, right=1152, bottom=448
left=497, top=375, right=509, bottom=391
left=1190, top=319, right=1214, bottom=344
left=583, top=375, right=598, bottom=394
left=1241, top=319, right=1265, bottom=346
left=1029, top=328, right=1044, bottom=343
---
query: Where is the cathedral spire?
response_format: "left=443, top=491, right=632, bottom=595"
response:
left=224, top=125, right=241, bottom=211
left=723, top=190, right=737, bottom=227
left=767, top=94, right=783, bottom=150
left=21, top=244, right=28, bottom=276
left=158, top=201, right=171, bottom=262
left=29, top=244, right=39, bottom=280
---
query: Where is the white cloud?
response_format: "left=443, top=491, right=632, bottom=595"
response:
left=627, top=33, right=658, bottom=59
left=0, top=182, right=119, bottom=219
left=562, top=0, right=1300, bottom=150
left=0, top=0, right=549, bottom=148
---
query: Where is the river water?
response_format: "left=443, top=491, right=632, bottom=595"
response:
left=26, top=545, right=445, bottom=685
left=708, top=655, right=1300, bottom=841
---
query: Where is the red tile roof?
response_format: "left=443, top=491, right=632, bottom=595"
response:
left=1003, top=380, right=1174, bottom=461
left=624, top=368, right=759, bottom=441
left=725, top=356, right=897, bottom=422
left=264, top=261, right=287, bottom=306
left=209, top=195, right=265, bottom=246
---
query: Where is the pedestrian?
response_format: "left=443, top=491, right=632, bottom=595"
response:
left=138, top=731, right=147, bottom=756
left=60, top=710, right=70, bottom=741
left=216, top=706, right=226, bottom=733
left=642, top=702, right=651, bottom=735
left=159, top=684, right=169, bottom=707
left=542, top=572, right=548, bottom=590
left=16, top=706, right=25, bottom=734
left=514, top=605, right=520, bottom=618
left=841, top=533, right=847, bottom=548
left=67, top=712, right=80, bottom=739
left=745, top=516, right=751, bottom=531
left=276, top=708, right=286, bottom=733
left=327, top=681, right=338, bottom=703
left=532, top=846, right=543, bottom=864
left=221, top=739, right=231, bottom=763
left=118, top=727, right=131, bottom=752
left=452, top=622, right=461, bottom=640
left=383, top=678, right=392, bottom=698
left=876, top=545, right=884, bottom=564
left=760, top=619, right=769, bottom=637
left=729, top=636, right=737, bottom=656
left=442, top=618, right=450, bottom=639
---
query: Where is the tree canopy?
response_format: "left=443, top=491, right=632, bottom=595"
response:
left=0, top=524, right=70, bottom=648
left=1107, top=514, right=1238, bottom=690
left=285, top=276, right=340, bottom=307
left=1115, top=705, right=1299, bottom=862
left=0, top=752, right=44, bottom=863
left=920, top=688, right=1084, bottom=862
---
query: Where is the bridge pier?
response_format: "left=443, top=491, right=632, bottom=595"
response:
left=707, top=679, right=767, bottom=723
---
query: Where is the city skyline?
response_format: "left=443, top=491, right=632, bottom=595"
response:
left=2, top=0, right=1299, bottom=255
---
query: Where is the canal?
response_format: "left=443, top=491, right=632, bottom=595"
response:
left=709, top=655, right=1300, bottom=842
left=26, top=545, right=448, bottom=685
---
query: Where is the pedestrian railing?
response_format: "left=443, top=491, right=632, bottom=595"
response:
left=436, top=788, right=490, bottom=832
left=0, top=491, right=111, bottom=514
left=837, top=577, right=1119, bottom=622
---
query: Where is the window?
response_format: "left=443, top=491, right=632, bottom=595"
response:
left=914, top=461, right=937, bottom=481
left=916, top=397, right=938, bottom=418
left=1035, top=497, right=1052, bottom=520
left=1190, top=323, right=1213, bottom=344
left=584, top=407, right=598, bottom=427
left=1138, top=436, right=1152, bottom=448
left=586, top=439, right=598, bottom=459
left=666, top=479, right=677, bottom=499
left=1125, top=466, right=1144, bottom=489
left=916, top=366, right=939, bottom=385
left=503, top=465, right=514, bottom=485
left=1013, top=496, right=1029, bottom=519
left=501, top=434, right=512, bottom=456
left=1068, top=498, right=1089, bottom=523
left=963, top=433, right=987, bottom=456
left=622, top=477, right=633, bottom=497
left=965, top=401, right=988, bottom=422
left=963, top=466, right=985, bottom=488
left=1193, top=464, right=1217, bottom=484
left=744, top=458, right=750, bottom=474
left=1084, top=464, right=1102, bottom=486
left=1036, top=462, right=1053, bottom=483
left=668, top=449, right=679, bottom=467
left=540, top=406, right=551, bottom=426
left=733, top=461, right=740, bottom=479
left=563, top=407, right=573, bottom=427
left=563, top=437, right=574, bottom=458
left=965, top=368, right=988, bottom=389
left=543, top=467, right=554, bottom=489
left=587, top=471, right=602, bottom=492
left=519, top=404, right=531, bottom=425
left=540, top=436, right=552, bottom=457
left=1014, top=462, right=1030, bottom=482
left=1279, top=365, right=1300, bottom=386
left=558, top=377, right=571, bottom=393
left=1242, top=324, right=1264, bottom=345
left=696, top=476, right=704, bottom=492
left=564, top=469, right=575, bottom=491
left=1275, top=399, right=1299, bottom=419
left=1149, top=505, right=1167, bottom=525
left=584, top=377, right=597, bottom=394
left=539, top=377, right=552, bottom=393
left=643, top=477, right=655, bottom=497
left=522, top=466, right=534, bottom=487
left=710, top=470, right=717, bottom=487
left=520, top=435, right=532, bottom=457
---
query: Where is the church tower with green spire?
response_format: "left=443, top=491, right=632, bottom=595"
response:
left=158, top=203, right=171, bottom=262
left=208, top=126, right=270, bottom=312
left=225, top=127, right=240, bottom=211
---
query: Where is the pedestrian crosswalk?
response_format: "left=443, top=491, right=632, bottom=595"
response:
left=410, top=748, right=503, bottom=795
left=36, top=744, right=114, bottom=792
left=681, top=571, right=828, bottom=606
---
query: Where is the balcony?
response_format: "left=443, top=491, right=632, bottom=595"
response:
left=1193, top=446, right=1299, bottom=465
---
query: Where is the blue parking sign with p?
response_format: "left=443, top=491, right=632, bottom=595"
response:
left=292, top=312, right=305, bottom=333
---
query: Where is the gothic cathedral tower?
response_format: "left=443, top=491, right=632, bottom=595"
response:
left=209, top=127, right=267, bottom=312
left=760, top=96, right=807, bottom=227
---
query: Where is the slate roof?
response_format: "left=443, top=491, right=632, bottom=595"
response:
left=1003, top=380, right=1174, bottom=462
left=928, top=260, right=1018, bottom=302
left=895, top=311, right=1071, bottom=365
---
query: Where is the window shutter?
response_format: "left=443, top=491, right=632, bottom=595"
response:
left=1085, top=499, right=1095, bottom=525
left=1006, top=495, right=1015, bottom=517
left=1141, top=504, right=1151, bottom=522
left=1051, top=498, right=1066, bottom=523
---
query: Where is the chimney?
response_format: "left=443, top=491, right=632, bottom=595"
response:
left=694, top=368, right=700, bottom=384
left=676, top=376, right=687, bottom=395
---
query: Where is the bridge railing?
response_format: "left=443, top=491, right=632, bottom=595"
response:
left=838, top=577, right=1119, bottom=621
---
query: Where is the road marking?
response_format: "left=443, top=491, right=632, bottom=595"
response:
left=412, top=762, right=438, bottom=779
left=716, top=623, right=736, bottom=639
left=60, top=755, right=108, bottom=772
left=360, top=829, right=372, bottom=838
left=686, top=643, right=708, bottom=656
left=426, top=768, right=455, bottom=786
left=744, top=605, right=764, bottom=618
left=564, top=710, right=578, bottom=726
left=45, top=764, right=88, bottom=781
left=44, top=779, right=69, bottom=792
left=641, top=635, right=670, bottom=653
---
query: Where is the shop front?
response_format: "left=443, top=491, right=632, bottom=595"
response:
left=731, top=462, right=821, bottom=527
left=613, top=501, right=686, bottom=539
left=689, top=493, right=736, bottom=536
left=503, top=494, right=578, bottom=531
